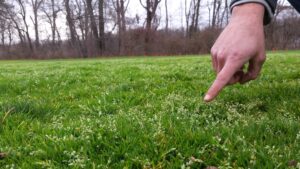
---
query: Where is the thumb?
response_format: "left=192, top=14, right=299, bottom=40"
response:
left=204, top=62, right=239, bottom=102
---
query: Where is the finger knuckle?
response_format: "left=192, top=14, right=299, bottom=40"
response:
left=217, top=52, right=226, bottom=61
left=230, top=51, right=243, bottom=62
left=210, top=48, right=217, bottom=56
left=249, top=73, right=258, bottom=80
left=257, top=57, right=266, bottom=64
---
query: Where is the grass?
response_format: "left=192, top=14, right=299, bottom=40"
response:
left=0, top=51, right=300, bottom=168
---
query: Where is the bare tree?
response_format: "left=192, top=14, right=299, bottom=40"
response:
left=86, top=0, right=101, bottom=52
left=112, top=0, right=129, bottom=55
left=0, top=17, right=6, bottom=46
left=30, top=0, right=44, bottom=48
left=74, top=0, right=87, bottom=41
left=0, top=0, right=7, bottom=15
left=191, top=0, right=201, bottom=34
left=220, top=0, right=230, bottom=26
left=17, top=0, right=34, bottom=53
left=5, top=7, right=26, bottom=45
left=185, top=0, right=190, bottom=36
left=139, top=0, right=162, bottom=54
left=211, top=0, right=221, bottom=28
left=0, top=0, right=298, bottom=59
left=185, top=0, right=201, bottom=37
left=0, top=0, right=8, bottom=45
left=64, top=0, right=87, bottom=57
left=42, top=0, right=62, bottom=45
left=6, top=22, right=13, bottom=50
left=165, top=0, right=168, bottom=32
left=64, top=0, right=77, bottom=43
left=98, top=0, right=105, bottom=53
left=266, top=0, right=294, bottom=49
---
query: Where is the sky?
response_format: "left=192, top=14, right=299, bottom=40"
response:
left=28, top=0, right=201, bottom=40
left=127, top=0, right=211, bottom=29
left=22, top=0, right=293, bottom=41
left=119, top=0, right=293, bottom=29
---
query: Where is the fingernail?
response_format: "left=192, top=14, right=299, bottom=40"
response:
left=204, top=95, right=212, bottom=102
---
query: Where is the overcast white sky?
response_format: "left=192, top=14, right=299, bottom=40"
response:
left=26, top=0, right=293, bottom=41
left=127, top=0, right=211, bottom=29
left=118, top=0, right=293, bottom=28
left=33, top=0, right=205, bottom=40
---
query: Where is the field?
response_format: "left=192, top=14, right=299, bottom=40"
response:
left=0, top=51, right=300, bottom=168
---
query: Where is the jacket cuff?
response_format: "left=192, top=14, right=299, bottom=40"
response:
left=230, top=0, right=274, bottom=25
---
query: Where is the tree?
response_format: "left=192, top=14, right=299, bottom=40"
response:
left=5, top=6, right=25, bottom=45
left=98, top=0, right=105, bottom=53
left=220, top=0, right=229, bottom=26
left=30, top=0, right=44, bottom=48
left=112, top=0, right=129, bottom=55
left=139, top=0, right=162, bottom=54
left=165, top=0, right=168, bottom=32
left=0, top=0, right=7, bottom=15
left=64, top=0, right=86, bottom=57
left=211, top=0, right=221, bottom=28
left=17, top=0, right=34, bottom=53
left=42, top=0, right=62, bottom=45
left=190, top=0, right=201, bottom=35
left=0, top=2, right=13, bottom=48
left=86, top=0, right=101, bottom=52
left=64, top=0, right=77, bottom=44
left=185, top=0, right=202, bottom=37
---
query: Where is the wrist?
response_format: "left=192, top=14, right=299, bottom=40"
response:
left=231, top=3, right=265, bottom=24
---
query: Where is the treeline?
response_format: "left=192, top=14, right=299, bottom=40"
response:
left=0, top=0, right=299, bottom=59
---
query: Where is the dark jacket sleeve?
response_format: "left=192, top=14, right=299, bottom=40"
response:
left=288, top=0, right=300, bottom=13
left=230, top=0, right=278, bottom=25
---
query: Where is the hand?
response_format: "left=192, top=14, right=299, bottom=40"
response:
left=204, top=3, right=266, bottom=102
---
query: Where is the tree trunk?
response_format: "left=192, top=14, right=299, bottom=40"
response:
left=114, top=0, right=127, bottom=55
left=64, top=0, right=86, bottom=57
left=120, top=0, right=127, bottom=54
left=185, top=0, right=190, bottom=36
left=64, top=0, right=77, bottom=44
left=165, top=0, right=168, bottom=32
left=10, top=16, right=24, bottom=45
left=17, top=0, right=34, bottom=54
left=31, top=0, right=44, bottom=48
left=140, top=0, right=161, bottom=55
left=211, top=0, right=217, bottom=28
left=98, top=0, right=105, bottom=53
left=211, top=0, right=221, bottom=28
left=1, top=25, right=4, bottom=46
left=86, top=0, right=101, bottom=52
left=194, top=0, right=201, bottom=31
left=51, top=0, right=57, bottom=44
left=84, top=3, right=89, bottom=41
left=33, top=9, right=40, bottom=48
left=187, top=0, right=201, bottom=37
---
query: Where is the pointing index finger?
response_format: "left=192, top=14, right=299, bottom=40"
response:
left=204, top=62, right=240, bottom=102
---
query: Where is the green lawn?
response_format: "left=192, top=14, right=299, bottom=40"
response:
left=0, top=51, right=300, bottom=168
